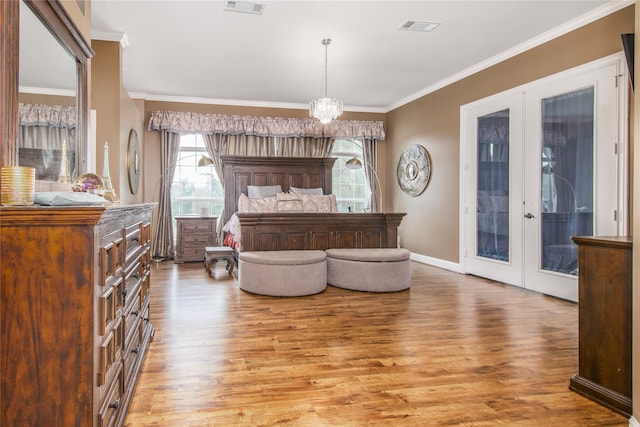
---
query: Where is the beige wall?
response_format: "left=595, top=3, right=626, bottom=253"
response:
left=18, top=93, right=75, bottom=107
left=60, top=0, right=91, bottom=42
left=386, top=5, right=634, bottom=263
left=91, top=40, right=144, bottom=204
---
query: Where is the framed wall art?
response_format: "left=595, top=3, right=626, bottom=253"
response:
left=397, top=144, right=431, bottom=197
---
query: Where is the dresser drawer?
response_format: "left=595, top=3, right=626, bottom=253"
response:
left=123, top=316, right=143, bottom=391
left=124, top=222, right=143, bottom=264
left=124, top=286, right=142, bottom=340
left=99, top=230, right=124, bottom=288
left=98, top=363, right=123, bottom=427
left=98, top=318, right=122, bottom=387
left=123, top=254, right=143, bottom=306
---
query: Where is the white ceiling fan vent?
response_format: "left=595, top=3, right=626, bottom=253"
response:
left=399, top=20, right=440, bottom=33
left=224, top=1, right=265, bottom=15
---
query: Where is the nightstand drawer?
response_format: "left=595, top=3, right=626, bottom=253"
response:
left=182, top=234, right=214, bottom=244
left=180, top=220, right=215, bottom=232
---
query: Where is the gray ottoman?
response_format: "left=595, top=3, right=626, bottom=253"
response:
left=238, top=250, right=327, bottom=296
left=326, top=248, right=411, bottom=292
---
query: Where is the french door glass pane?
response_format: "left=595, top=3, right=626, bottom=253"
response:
left=477, top=109, right=509, bottom=261
left=540, top=87, right=594, bottom=275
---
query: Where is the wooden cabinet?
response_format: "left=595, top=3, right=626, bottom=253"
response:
left=0, top=204, right=155, bottom=427
left=174, top=216, right=217, bottom=262
left=569, top=235, right=632, bottom=417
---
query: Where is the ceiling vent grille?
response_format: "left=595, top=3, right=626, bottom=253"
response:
left=399, top=20, right=440, bottom=32
left=224, top=1, right=265, bottom=15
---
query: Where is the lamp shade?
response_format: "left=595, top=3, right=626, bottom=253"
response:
left=345, top=157, right=363, bottom=170
left=344, top=156, right=382, bottom=212
left=198, top=156, right=214, bottom=167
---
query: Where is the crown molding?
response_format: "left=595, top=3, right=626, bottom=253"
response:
left=386, top=0, right=634, bottom=112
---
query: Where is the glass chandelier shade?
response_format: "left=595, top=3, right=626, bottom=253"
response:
left=310, top=38, right=343, bottom=124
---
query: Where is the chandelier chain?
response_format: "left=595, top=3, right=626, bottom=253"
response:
left=322, top=38, right=330, bottom=98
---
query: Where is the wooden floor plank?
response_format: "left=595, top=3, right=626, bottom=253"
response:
left=124, top=261, right=628, bottom=426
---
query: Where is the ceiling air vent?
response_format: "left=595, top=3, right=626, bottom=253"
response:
left=224, top=1, right=265, bottom=15
left=399, top=20, right=440, bottom=32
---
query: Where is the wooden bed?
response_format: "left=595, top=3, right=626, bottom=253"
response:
left=221, top=155, right=405, bottom=252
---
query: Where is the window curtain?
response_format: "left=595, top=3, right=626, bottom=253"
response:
left=18, top=103, right=77, bottom=181
left=361, top=138, right=380, bottom=212
left=277, top=136, right=334, bottom=157
left=200, top=133, right=274, bottom=243
left=148, top=111, right=385, bottom=141
left=227, top=134, right=275, bottom=156
left=151, top=130, right=181, bottom=259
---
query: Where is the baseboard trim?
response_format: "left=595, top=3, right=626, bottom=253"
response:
left=410, top=253, right=463, bottom=273
left=629, top=416, right=639, bottom=427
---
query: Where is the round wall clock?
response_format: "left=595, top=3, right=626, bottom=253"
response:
left=127, top=129, right=140, bottom=194
left=397, top=144, right=431, bottom=197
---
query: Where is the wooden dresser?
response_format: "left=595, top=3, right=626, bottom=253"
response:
left=0, top=204, right=156, bottom=427
left=174, top=215, right=217, bottom=262
left=569, top=235, right=632, bottom=417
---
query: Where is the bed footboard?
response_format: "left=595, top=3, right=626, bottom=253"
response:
left=236, top=212, right=405, bottom=252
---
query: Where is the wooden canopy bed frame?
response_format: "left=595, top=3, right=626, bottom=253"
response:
left=221, top=155, right=405, bottom=252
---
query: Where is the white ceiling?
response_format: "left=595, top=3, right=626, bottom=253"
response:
left=62, top=1, right=637, bottom=112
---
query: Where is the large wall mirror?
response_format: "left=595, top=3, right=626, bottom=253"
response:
left=0, top=0, right=93, bottom=181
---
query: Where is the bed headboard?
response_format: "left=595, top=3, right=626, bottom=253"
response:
left=220, top=156, right=337, bottom=225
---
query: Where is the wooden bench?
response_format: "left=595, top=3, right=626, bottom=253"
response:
left=204, top=246, right=236, bottom=276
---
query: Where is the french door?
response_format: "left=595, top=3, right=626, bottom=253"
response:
left=462, top=55, right=626, bottom=302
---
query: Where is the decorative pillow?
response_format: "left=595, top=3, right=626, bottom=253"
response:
left=247, top=185, right=282, bottom=199
left=276, top=192, right=303, bottom=212
left=238, top=193, right=250, bottom=212
left=289, top=186, right=323, bottom=195
left=301, top=194, right=335, bottom=212
left=248, top=196, right=277, bottom=212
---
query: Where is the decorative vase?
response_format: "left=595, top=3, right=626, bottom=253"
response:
left=0, top=166, right=35, bottom=206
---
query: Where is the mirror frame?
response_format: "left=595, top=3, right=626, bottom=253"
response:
left=1, top=0, right=93, bottom=173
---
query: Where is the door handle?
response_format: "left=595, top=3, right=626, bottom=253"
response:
left=524, top=213, right=535, bottom=219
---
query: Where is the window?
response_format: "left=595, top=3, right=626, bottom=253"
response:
left=331, top=139, right=368, bottom=212
left=171, top=134, right=223, bottom=218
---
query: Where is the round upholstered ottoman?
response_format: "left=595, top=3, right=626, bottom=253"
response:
left=238, top=250, right=327, bottom=296
left=326, top=248, right=411, bottom=292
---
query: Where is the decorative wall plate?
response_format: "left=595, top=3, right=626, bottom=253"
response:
left=397, top=144, right=431, bottom=197
left=127, top=129, right=140, bottom=194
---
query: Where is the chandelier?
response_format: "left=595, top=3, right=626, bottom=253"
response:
left=310, top=38, right=343, bottom=124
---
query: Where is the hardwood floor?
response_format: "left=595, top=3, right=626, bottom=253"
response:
left=124, top=260, right=628, bottom=426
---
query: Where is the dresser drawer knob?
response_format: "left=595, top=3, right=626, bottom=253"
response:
left=131, top=347, right=139, bottom=354
left=108, top=400, right=120, bottom=410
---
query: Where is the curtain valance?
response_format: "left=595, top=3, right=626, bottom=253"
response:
left=19, top=103, right=76, bottom=129
left=147, top=110, right=385, bottom=140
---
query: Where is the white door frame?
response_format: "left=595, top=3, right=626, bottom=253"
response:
left=459, top=52, right=629, bottom=297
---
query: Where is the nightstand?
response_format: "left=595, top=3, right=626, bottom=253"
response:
left=174, top=216, right=217, bottom=263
